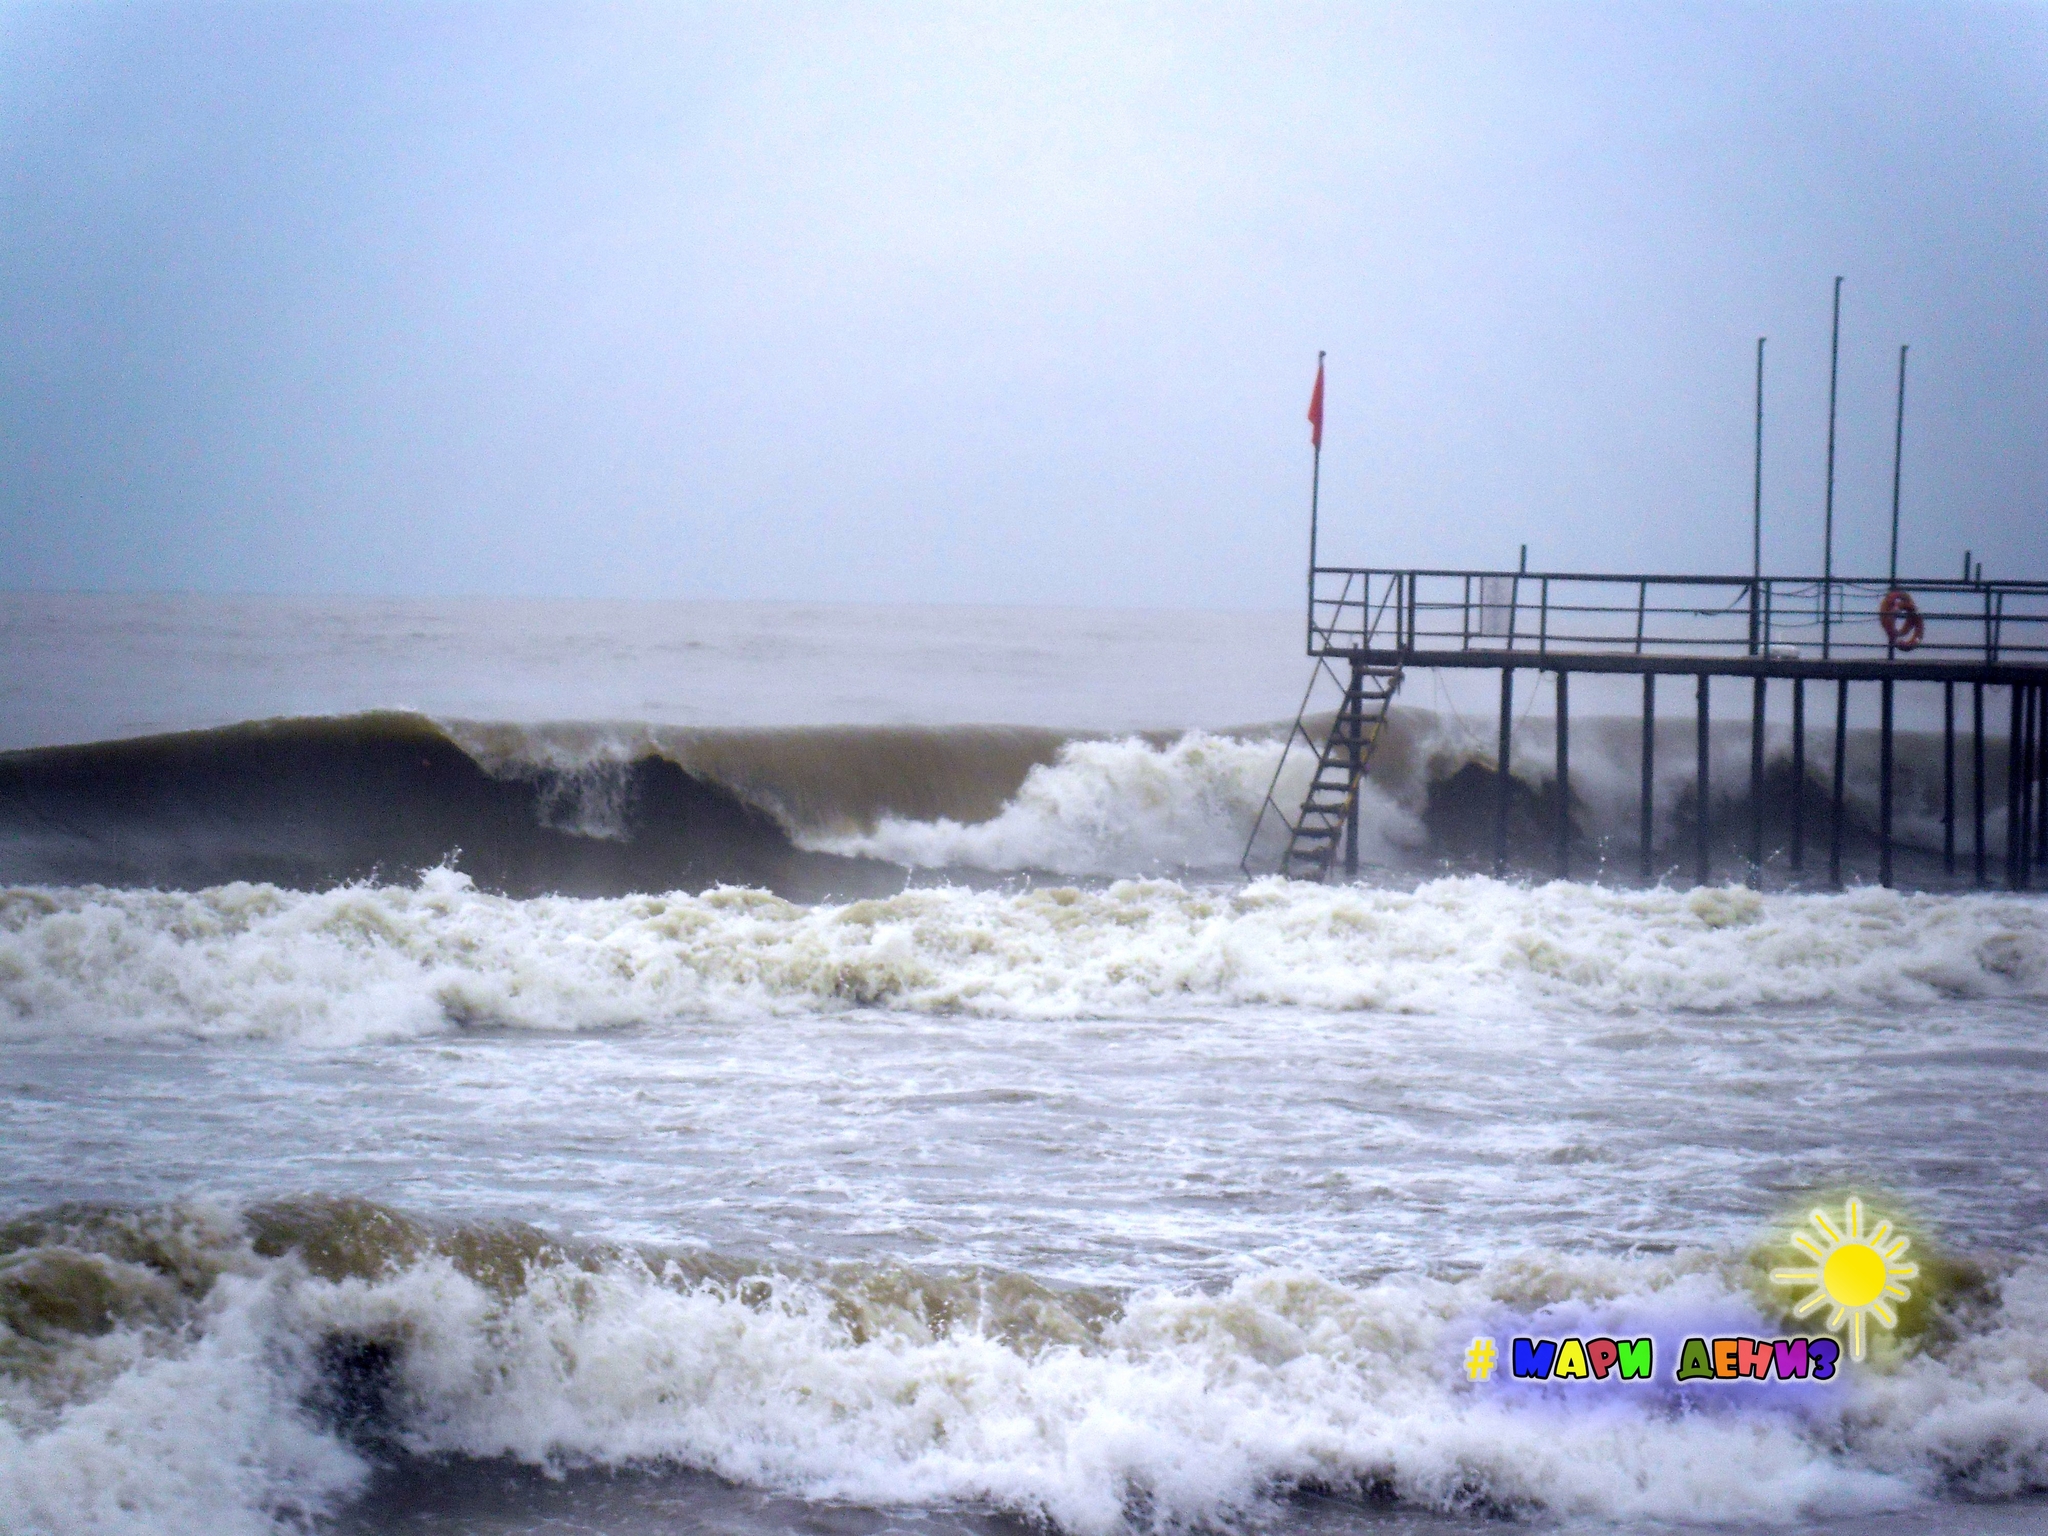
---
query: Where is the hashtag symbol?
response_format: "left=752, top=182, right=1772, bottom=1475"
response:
left=1465, top=1336, right=1498, bottom=1381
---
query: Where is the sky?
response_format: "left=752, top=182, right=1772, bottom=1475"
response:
left=1, top=1, right=2043, bottom=611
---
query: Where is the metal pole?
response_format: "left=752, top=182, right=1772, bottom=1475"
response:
left=1943, top=681, right=1956, bottom=879
left=2025, top=686, right=2036, bottom=883
left=1344, top=658, right=1362, bottom=879
left=1306, top=353, right=1323, bottom=655
left=1790, top=678, right=1805, bottom=873
left=2007, top=685, right=2023, bottom=891
left=1823, top=277, right=1842, bottom=660
left=2025, top=685, right=2039, bottom=888
left=1751, top=337, right=1765, bottom=656
left=2027, top=683, right=2038, bottom=886
left=1750, top=676, right=1766, bottom=885
left=2021, top=687, right=2033, bottom=890
left=1556, top=670, right=1571, bottom=881
left=1889, top=343, right=1908, bottom=585
left=1495, top=667, right=1514, bottom=879
left=1974, top=681, right=1987, bottom=886
left=1696, top=673, right=1712, bottom=886
left=1879, top=678, right=1895, bottom=889
left=1830, top=679, right=1849, bottom=888
left=1640, top=673, right=1656, bottom=883
left=2037, top=683, right=2048, bottom=865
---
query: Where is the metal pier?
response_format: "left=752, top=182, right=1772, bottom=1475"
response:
left=1244, top=566, right=2048, bottom=888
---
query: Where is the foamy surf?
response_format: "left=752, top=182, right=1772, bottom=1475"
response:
left=3, top=1199, right=2047, bottom=1536
left=3, top=873, right=2045, bottom=1046
left=800, top=731, right=1424, bottom=876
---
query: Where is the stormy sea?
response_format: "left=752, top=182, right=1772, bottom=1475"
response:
left=4, top=592, right=2046, bottom=1536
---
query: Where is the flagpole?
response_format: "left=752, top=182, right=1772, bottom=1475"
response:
left=1308, top=351, right=1324, bottom=651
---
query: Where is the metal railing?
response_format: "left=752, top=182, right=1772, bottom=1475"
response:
left=1310, top=568, right=2048, bottom=667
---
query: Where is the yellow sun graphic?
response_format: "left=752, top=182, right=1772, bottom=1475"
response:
left=1771, top=1197, right=1918, bottom=1360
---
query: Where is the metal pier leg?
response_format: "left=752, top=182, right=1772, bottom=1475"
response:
left=1696, top=673, right=1711, bottom=887
left=2021, top=686, right=2034, bottom=890
left=1830, top=680, right=1849, bottom=889
left=1790, top=680, right=1806, bottom=874
left=1750, top=676, right=1766, bottom=886
left=1879, top=678, right=1895, bottom=889
left=2028, top=686, right=2041, bottom=887
left=2026, top=684, right=2039, bottom=887
left=1943, top=682, right=1956, bottom=879
left=1974, top=681, right=1987, bottom=886
left=2036, top=683, right=2047, bottom=865
left=1640, top=673, right=1656, bottom=883
left=2008, top=685, right=2023, bottom=891
left=1556, top=670, right=1571, bottom=881
left=1495, top=668, right=1514, bottom=878
left=2023, top=686, right=2035, bottom=889
left=1344, top=659, right=1362, bottom=879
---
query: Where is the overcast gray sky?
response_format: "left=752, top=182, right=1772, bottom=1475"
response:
left=2, top=2, right=2043, bottom=609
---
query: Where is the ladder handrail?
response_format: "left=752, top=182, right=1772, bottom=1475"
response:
left=1239, top=655, right=1346, bottom=878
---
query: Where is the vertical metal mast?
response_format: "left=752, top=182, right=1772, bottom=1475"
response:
left=1751, top=336, right=1765, bottom=655
left=1822, top=277, right=1842, bottom=658
left=1307, top=351, right=1324, bottom=651
left=1889, top=344, right=1909, bottom=585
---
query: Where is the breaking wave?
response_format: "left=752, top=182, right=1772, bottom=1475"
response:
left=3, top=1197, right=2046, bottom=1536
left=3, top=871, right=2044, bottom=1046
left=806, top=731, right=1425, bottom=875
left=0, top=703, right=2009, bottom=895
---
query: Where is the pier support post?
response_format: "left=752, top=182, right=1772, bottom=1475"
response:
left=2027, top=684, right=2039, bottom=886
left=1749, top=676, right=1766, bottom=886
left=1790, top=680, right=1806, bottom=874
left=2028, top=686, right=2042, bottom=887
left=2022, top=686, right=2035, bottom=890
left=2036, top=684, right=2047, bottom=866
left=1696, top=674, right=1711, bottom=886
left=1974, top=681, right=1987, bottom=886
left=1555, top=670, right=1571, bottom=881
left=1943, top=681, right=1956, bottom=878
left=2007, top=685, right=2023, bottom=890
left=1879, top=678, right=1895, bottom=889
left=1830, top=680, right=1849, bottom=889
left=1640, top=674, right=1656, bottom=883
left=1344, top=658, right=1362, bottom=879
left=1495, top=668, right=1514, bottom=878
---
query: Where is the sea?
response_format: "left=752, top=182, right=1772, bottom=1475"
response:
left=2, top=591, right=2045, bottom=1536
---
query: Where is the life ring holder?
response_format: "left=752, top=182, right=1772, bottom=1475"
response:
left=1879, top=588, right=1925, bottom=651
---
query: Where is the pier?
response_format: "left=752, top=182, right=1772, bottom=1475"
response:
left=1245, top=565, right=2048, bottom=889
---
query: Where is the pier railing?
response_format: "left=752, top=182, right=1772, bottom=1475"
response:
left=1311, top=568, right=2048, bottom=669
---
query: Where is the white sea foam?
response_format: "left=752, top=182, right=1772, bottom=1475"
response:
left=3, top=872, right=2044, bottom=1046
left=805, top=731, right=1423, bottom=875
left=6, top=1213, right=2047, bottom=1536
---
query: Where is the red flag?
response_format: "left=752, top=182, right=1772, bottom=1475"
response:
left=1307, top=356, right=1325, bottom=450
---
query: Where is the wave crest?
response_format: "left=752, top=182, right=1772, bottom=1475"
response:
left=4, top=1198, right=2047, bottom=1535
left=3, top=872, right=2044, bottom=1046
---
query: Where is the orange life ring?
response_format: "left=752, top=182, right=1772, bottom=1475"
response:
left=1879, top=588, right=1925, bottom=650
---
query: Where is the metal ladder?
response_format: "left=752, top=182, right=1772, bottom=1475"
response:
left=1241, top=660, right=1405, bottom=881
